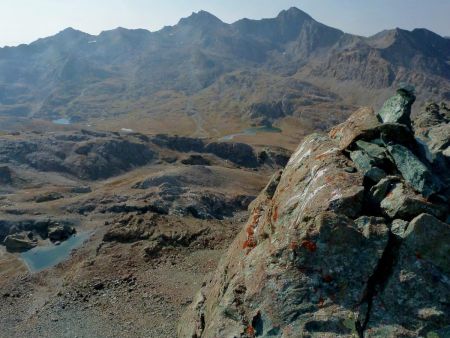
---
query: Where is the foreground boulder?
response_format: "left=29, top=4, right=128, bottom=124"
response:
left=414, top=102, right=450, bottom=188
left=179, top=90, right=450, bottom=337
left=377, top=85, right=416, bottom=127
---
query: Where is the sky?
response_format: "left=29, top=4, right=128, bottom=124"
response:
left=1, top=0, right=449, bottom=47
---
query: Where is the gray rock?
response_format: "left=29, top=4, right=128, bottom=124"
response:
left=380, top=182, right=446, bottom=220
left=48, top=225, right=76, bottom=242
left=35, top=192, right=64, bottom=203
left=369, top=176, right=401, bottom=204
left=349, top=149, right=387, bottom=182
left=376, top=122, right=416, bottom=147
left=365, top=167, right=387, bottom=183
left=355, top=140, right=387, bottom=160
left=3, top=232, right=37, bottom=252
left=204, top=142, right=258, bottom=168
left=354, top=216, right=389, bottom=241
left=387, top=144, right=441, bottom=198
left=413, top=103, right=450, bottom=192
left=390, top=219, right=409, bottom=237
left=367, top=214, right=450, bottom=335
left=377, top=86, right=416, bottom=127
left=180, top=154, right=211, bottom=166
left=403, top=213, right=450, bottom=274
left=350, top=150, right=375, bottom=172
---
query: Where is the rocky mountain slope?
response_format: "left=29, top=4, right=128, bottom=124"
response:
left=0, top=8, right=449, bottom=142
left=179, top=88, right=450, bottom=337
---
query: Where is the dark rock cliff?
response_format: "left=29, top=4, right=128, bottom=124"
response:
left=179, top=89, right=450, bottom=337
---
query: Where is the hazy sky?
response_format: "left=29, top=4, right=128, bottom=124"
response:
left=1, top=0, right=449, bottom=47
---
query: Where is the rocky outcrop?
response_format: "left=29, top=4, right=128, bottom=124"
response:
left=103, top=214, right=208, bottom=248
left=205, top=142, right=258, bottom=168
left=0, top=131, right=156, bottom=180
left=181, top=154, right=211, bottom=166
left=246, top=100, right=293, bottom=126
left=151, top=134, right=262, bottom=168
left=67, top=139, right=155, bottom=180
left=3, top=232, right=37, bottom=252
left=179, top=89, right=450, bottom=337
left=131, top=166, right=256, bottom=220
left=47, top=224, right=76, bottom=242
left=0, top=219, right=76, bottom=250
left=151, top=134, right=205, bottom=153
left=34, top=192, right=64, bottom=203
left=258, top=148, right=291, bottom=167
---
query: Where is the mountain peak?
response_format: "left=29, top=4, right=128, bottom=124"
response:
left=29, top=27, right=91, bottom=46
left=277, top=6, right=312, bottom=20
left=178, top=10, right=224, bottom=27
left=57, top=27, right=88, bottom=37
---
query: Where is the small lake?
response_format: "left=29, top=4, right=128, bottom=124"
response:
left=21, top=232, right=92, bottom=273
left=220, top=126, right=282, bottom=141
left=52, top=118, right=71, bottom=125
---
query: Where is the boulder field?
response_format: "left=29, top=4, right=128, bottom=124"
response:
left=179, top=88, right=450, bottom=338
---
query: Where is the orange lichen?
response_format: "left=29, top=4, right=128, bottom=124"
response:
left=272, top=206, right=278, bottom=222
left=243, top=211, right=261, bottom=253
left=246, top=325, right=255, bottom=336
left=242, top=238, right=256, bottom=249
left=301, top=240, right=317, bottom=252
left=318, top=297, right=325, bottom=307
left=246, top=224, right=255, bottom=237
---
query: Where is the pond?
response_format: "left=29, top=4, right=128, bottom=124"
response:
left=21, top=232, right=92, bottom=273
left=52, top=118, right=71, bottom=125
left=219, top=126, right=282, bottom=141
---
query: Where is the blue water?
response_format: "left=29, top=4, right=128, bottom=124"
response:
left=220, top=126, right=282, bottom=141
left=21, top=232, right=92, bottom=272
left=52, top=118, right=71, bottom=125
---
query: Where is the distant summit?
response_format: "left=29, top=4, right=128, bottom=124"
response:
left=276, top=6, right=313, bottom=20
left=177, top=10, right=225, bottom=28
left=0, top=7, right=449, bottom=124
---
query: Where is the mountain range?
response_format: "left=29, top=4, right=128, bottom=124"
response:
left=0, top=7, right=449, bottom=143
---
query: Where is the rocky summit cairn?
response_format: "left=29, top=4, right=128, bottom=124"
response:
left=179, top=89, right=450, bottom=338
left=377, top=85, right=416, bottom=127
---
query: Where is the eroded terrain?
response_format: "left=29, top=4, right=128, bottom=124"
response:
left=0, top=128, right=289, bottom=337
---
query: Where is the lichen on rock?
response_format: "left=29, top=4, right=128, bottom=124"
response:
left=179, top=88, right=450, bottom=338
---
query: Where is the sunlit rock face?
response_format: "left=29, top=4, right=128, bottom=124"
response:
left=179, top=89, right=450, bottom=338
